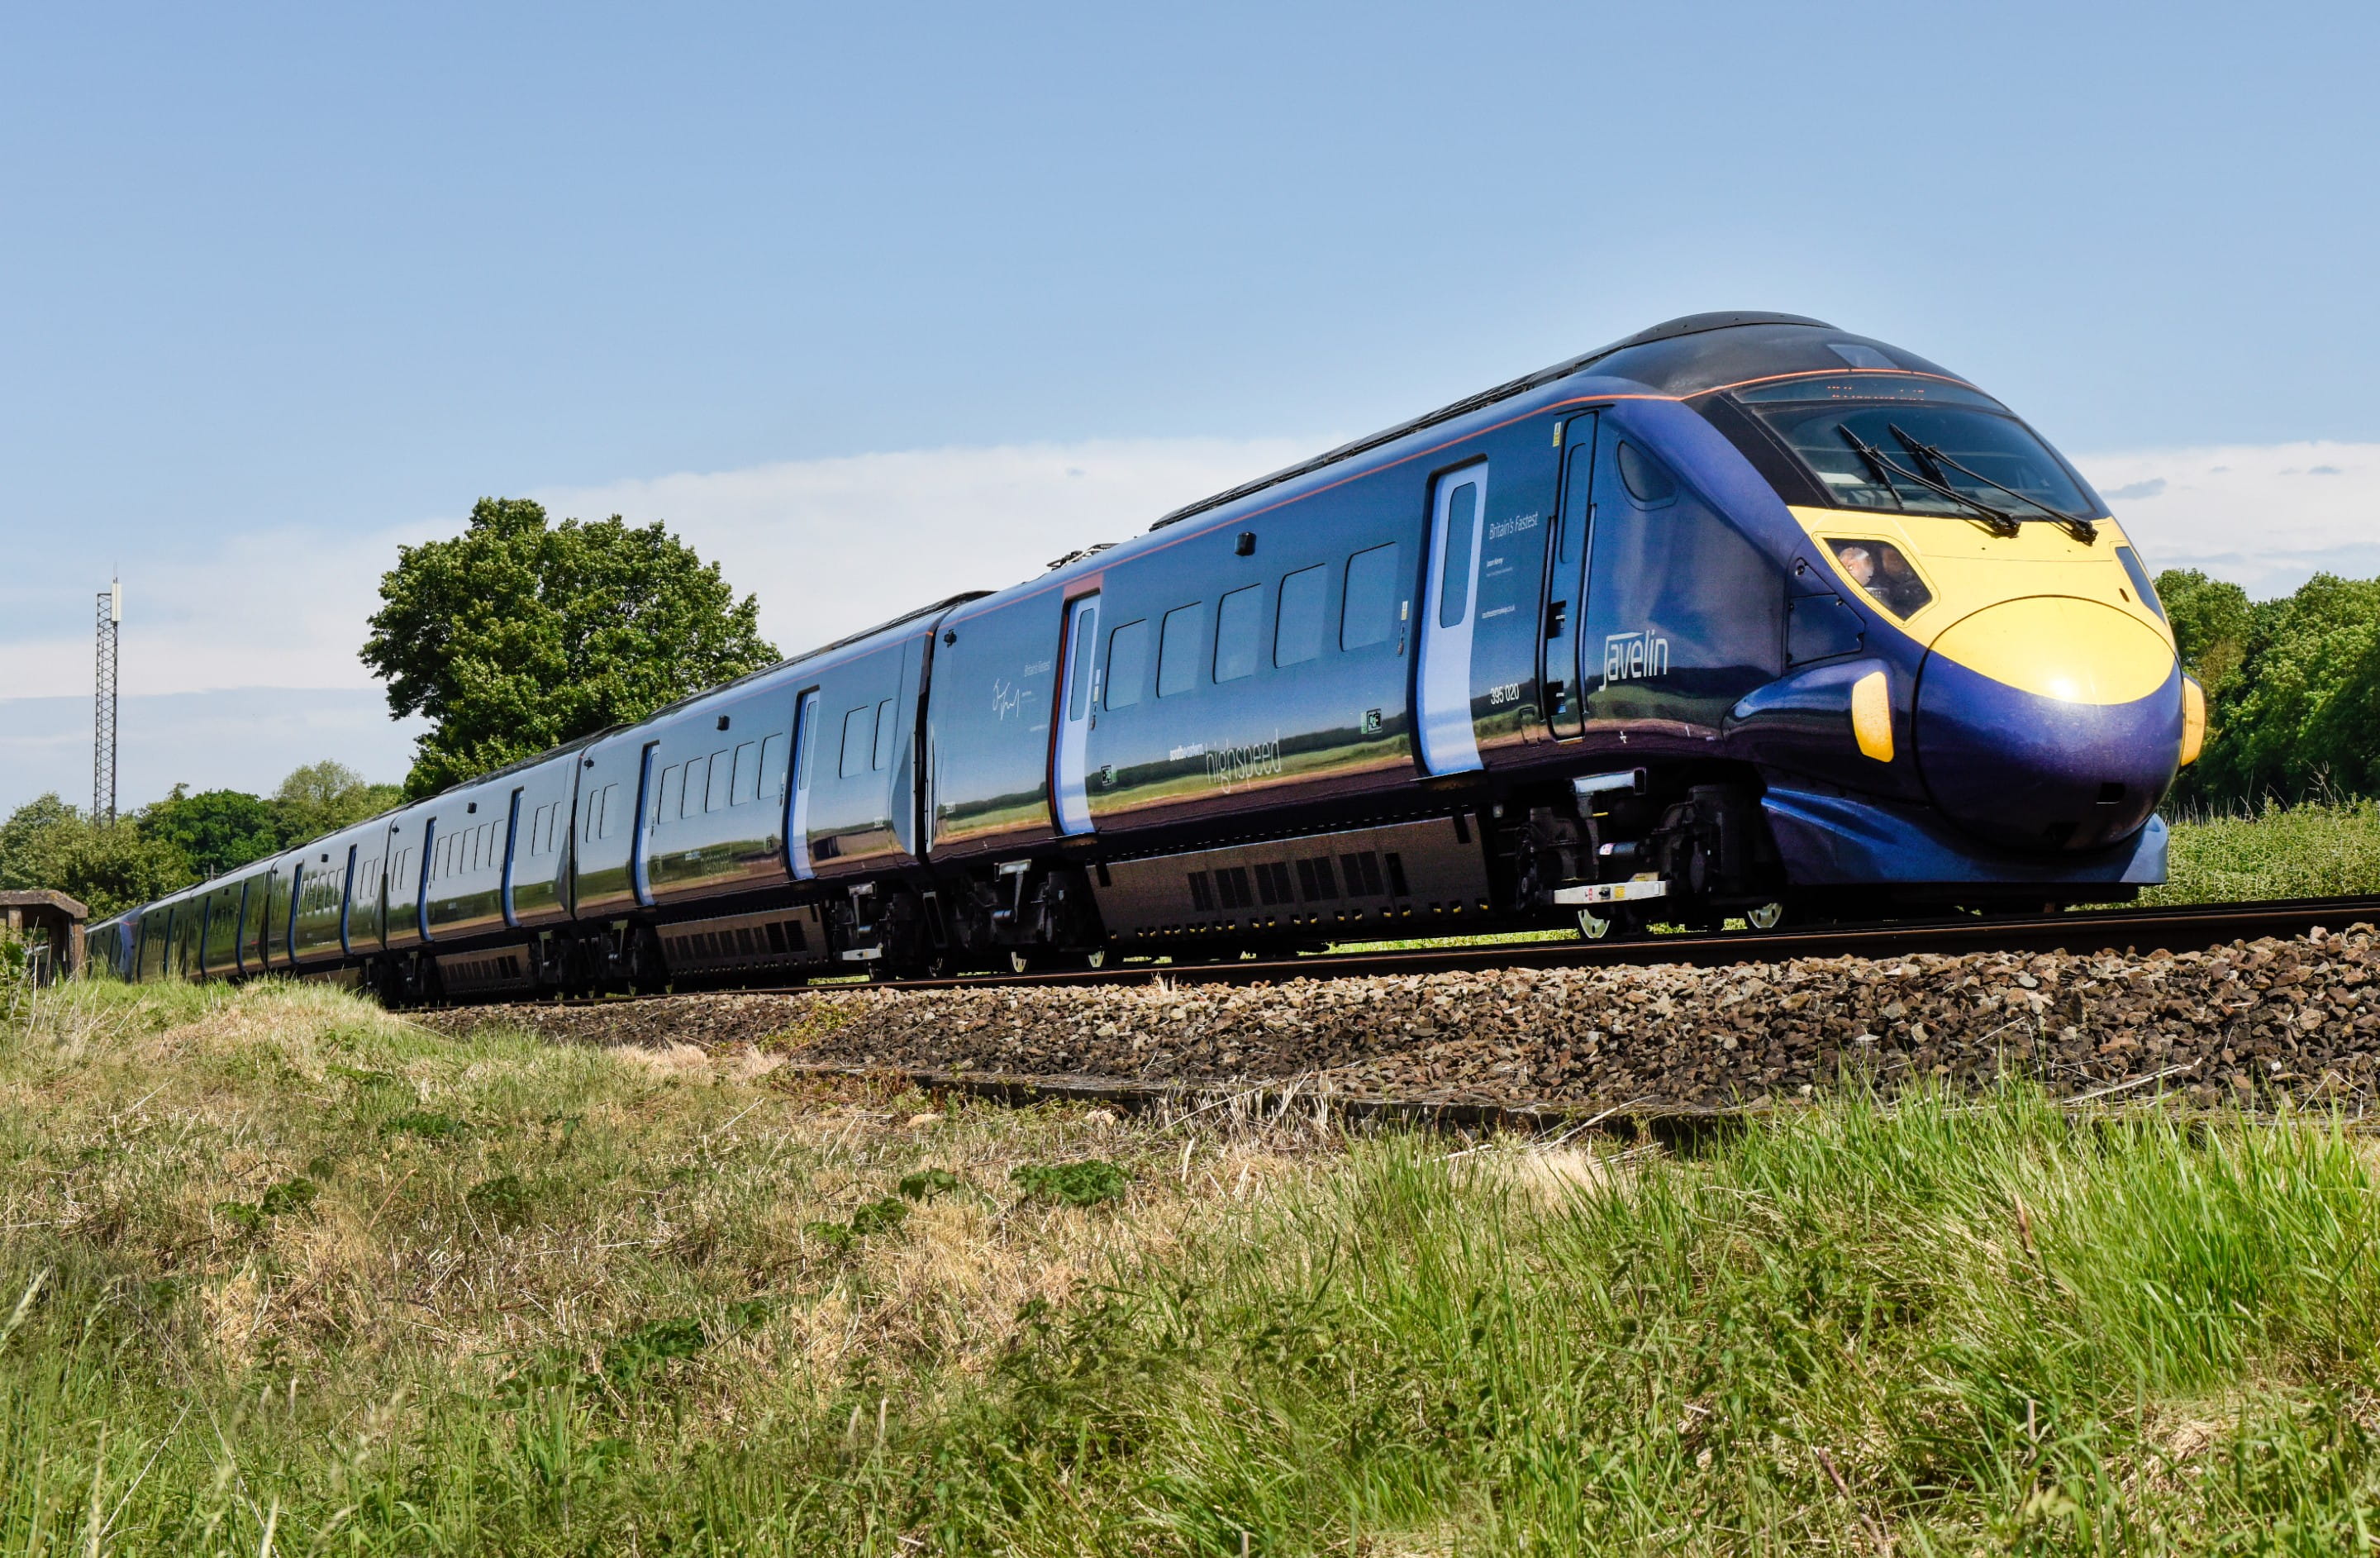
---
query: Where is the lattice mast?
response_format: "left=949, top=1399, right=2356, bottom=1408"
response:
left=93, top=579, right=119, bottom=823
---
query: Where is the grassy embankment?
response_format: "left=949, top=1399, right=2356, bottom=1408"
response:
left=8, top=978, right=2380, bottom=1551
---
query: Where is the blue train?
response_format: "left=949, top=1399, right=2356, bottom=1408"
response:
left=87, top=312, right=2202, bottom=998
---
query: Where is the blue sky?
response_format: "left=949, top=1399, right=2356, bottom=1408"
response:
left=4, top=1, right=2378, bottom=811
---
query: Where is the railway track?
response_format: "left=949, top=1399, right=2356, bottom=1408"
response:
left=731, top=892, right=2380, bottom=998
left=431, top=894, right=2380, bottom=1141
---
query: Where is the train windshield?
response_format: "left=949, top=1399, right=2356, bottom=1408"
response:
left=1735, top=374, right=2097, bottom=523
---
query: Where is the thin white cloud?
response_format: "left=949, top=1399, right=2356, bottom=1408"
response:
left=531, top=436, right=1320, bottom=660
left=2073, top=441, right=2380, bottom=594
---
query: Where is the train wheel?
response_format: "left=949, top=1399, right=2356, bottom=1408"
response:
left=1745, top=901, right=1785, bottom=931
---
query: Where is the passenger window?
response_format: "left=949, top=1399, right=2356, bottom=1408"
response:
left=599, top=784, right=618, bottom=839
left=1342, top=542, right=1402, bottom=650
left=1274, top=565, right=1326, bottom=666
left=1213, top=585, right=1262, bottom=683
left=681, top=756, right=707, bottom=818
left=1438, top=480, right=1478, bottom=628
left=1105, top=619, right=1149, bottom=709
left=759, top=732, right=788, bottom=798
left=840, top=705, right=874, bottom=779
left=1158, top=603, right=1206, bottom=697
left=872, top=698, right=895, bottom=770
left=657, top=765, right=682, bottom=824
left=731, top=741, right=758, bottom=804
left=706, top=750, right=732, bottom=812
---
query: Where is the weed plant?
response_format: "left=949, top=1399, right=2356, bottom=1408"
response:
left=6, top=979, right=2380, bottom=1551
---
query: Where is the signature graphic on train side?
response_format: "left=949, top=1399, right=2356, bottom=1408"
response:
left=1204, top=732, right=1283, bottom=793
left=1602, top=630, right=1671, bottom=686
left=990, top=679, right=1030, bottom=722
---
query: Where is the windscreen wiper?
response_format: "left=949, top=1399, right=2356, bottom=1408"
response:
left=1834, top=424, right=2021, bottom=536
left=1888, top=425, right=2097, bottom=543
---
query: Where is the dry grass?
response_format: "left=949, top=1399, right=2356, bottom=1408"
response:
left=0, top=978, right=1343, bottom=1433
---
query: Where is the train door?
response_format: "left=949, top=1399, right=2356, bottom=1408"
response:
left=1544, top=414, right=1598, bottom=741
left=629, top=746, right=659, bottom=908
left=338, top=846, right=359, bottom=954
left=416, top=819, right=437, bottom=943
left=1417, top=463, right=1489, bottom=774
left=1054, top=593, right=1100, bottom=836
left=785, top=688, right=821, bottom=879
left=499, top=789, right=525, bottom=928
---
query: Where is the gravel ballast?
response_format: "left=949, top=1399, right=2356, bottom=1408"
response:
left=417, top=927, right=2380, bottom=1113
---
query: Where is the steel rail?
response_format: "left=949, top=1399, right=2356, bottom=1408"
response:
left=770, top=892, right=2380, bottom=995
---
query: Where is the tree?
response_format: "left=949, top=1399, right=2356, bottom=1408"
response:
left=139, top=784, right=283, bottom=876
left=2156, top=569, right=2254, bottom=705
left=0, top=794, right=190, bottom=917
left=362, top=498, right=778, bottom=797
left=273, top=760, right=402, bottom=844
left=2186, top=573, right=2380, bottom=808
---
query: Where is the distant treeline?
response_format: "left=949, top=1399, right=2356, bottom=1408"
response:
left=0, top=762, right=401, bottom=917
left=2160, top=569, right=2380, bottom=809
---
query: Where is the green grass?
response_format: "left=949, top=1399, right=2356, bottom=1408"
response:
left=11, top=980, right=2380, bottom=1551
left=2149, top=798, right=2380, bottom=908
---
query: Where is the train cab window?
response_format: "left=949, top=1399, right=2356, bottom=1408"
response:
left=1733, top=375, right=2093, bottom=522
left=657, top=765, right=683, bottom=824
left=1213, top=585, right=1263, bottom=683
left=1829, top=538, right=1933, bottom=618
left=1341, top=543, right=1402, bottom=650
left=840, top=705, right=875, bottom=779
left=731, top=741, right=758, bottom=804
left=1274, top=565, right=1326, bottom=667
left=598, top=784, right=619, bottom=839
left=2116, top=546, right=2165, bottom=620
left=871, top=699, right=895, bottom=770
left=1105, top=619, right=1150, bottom=709
left=1616, top=441, right=1678, bottom=507
left=706, top=749, right=732, bottom=812
left=759, top=732, right=788, bottom=798
left=1157, top=603, right=1204, bottom=697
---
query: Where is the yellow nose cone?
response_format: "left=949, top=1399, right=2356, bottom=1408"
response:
left=1929, top=597, right=2176, bottom=706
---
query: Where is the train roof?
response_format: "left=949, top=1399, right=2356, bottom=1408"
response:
left=1147, top=311, right=1961, bottom=532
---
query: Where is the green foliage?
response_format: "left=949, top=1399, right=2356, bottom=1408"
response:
left=1011, top=1158, right=1130, bottom=1207
left=466, top=1172, right=534, bottom=1228
left=0, top=793, right=189, bottom=917
left=213, top=1175, right=318, bottom=1232
left=136, top=783, right=282, bottom=876
left=381, top=1109, right=469, bottom=1141
left=2157, top=567, right=2254, bottom=703
left=272, top=760, right=403, bottom=841
left=362, top=497, right=779, bottom=798
left=2163, top=569, right=2380, bottom=807
left=807, top=1195, right=911, bottom=1252
left=899, top=1167, right=964, bottom=1200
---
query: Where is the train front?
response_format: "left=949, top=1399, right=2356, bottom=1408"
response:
left=1670, top=321, right=2200, bottom=903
